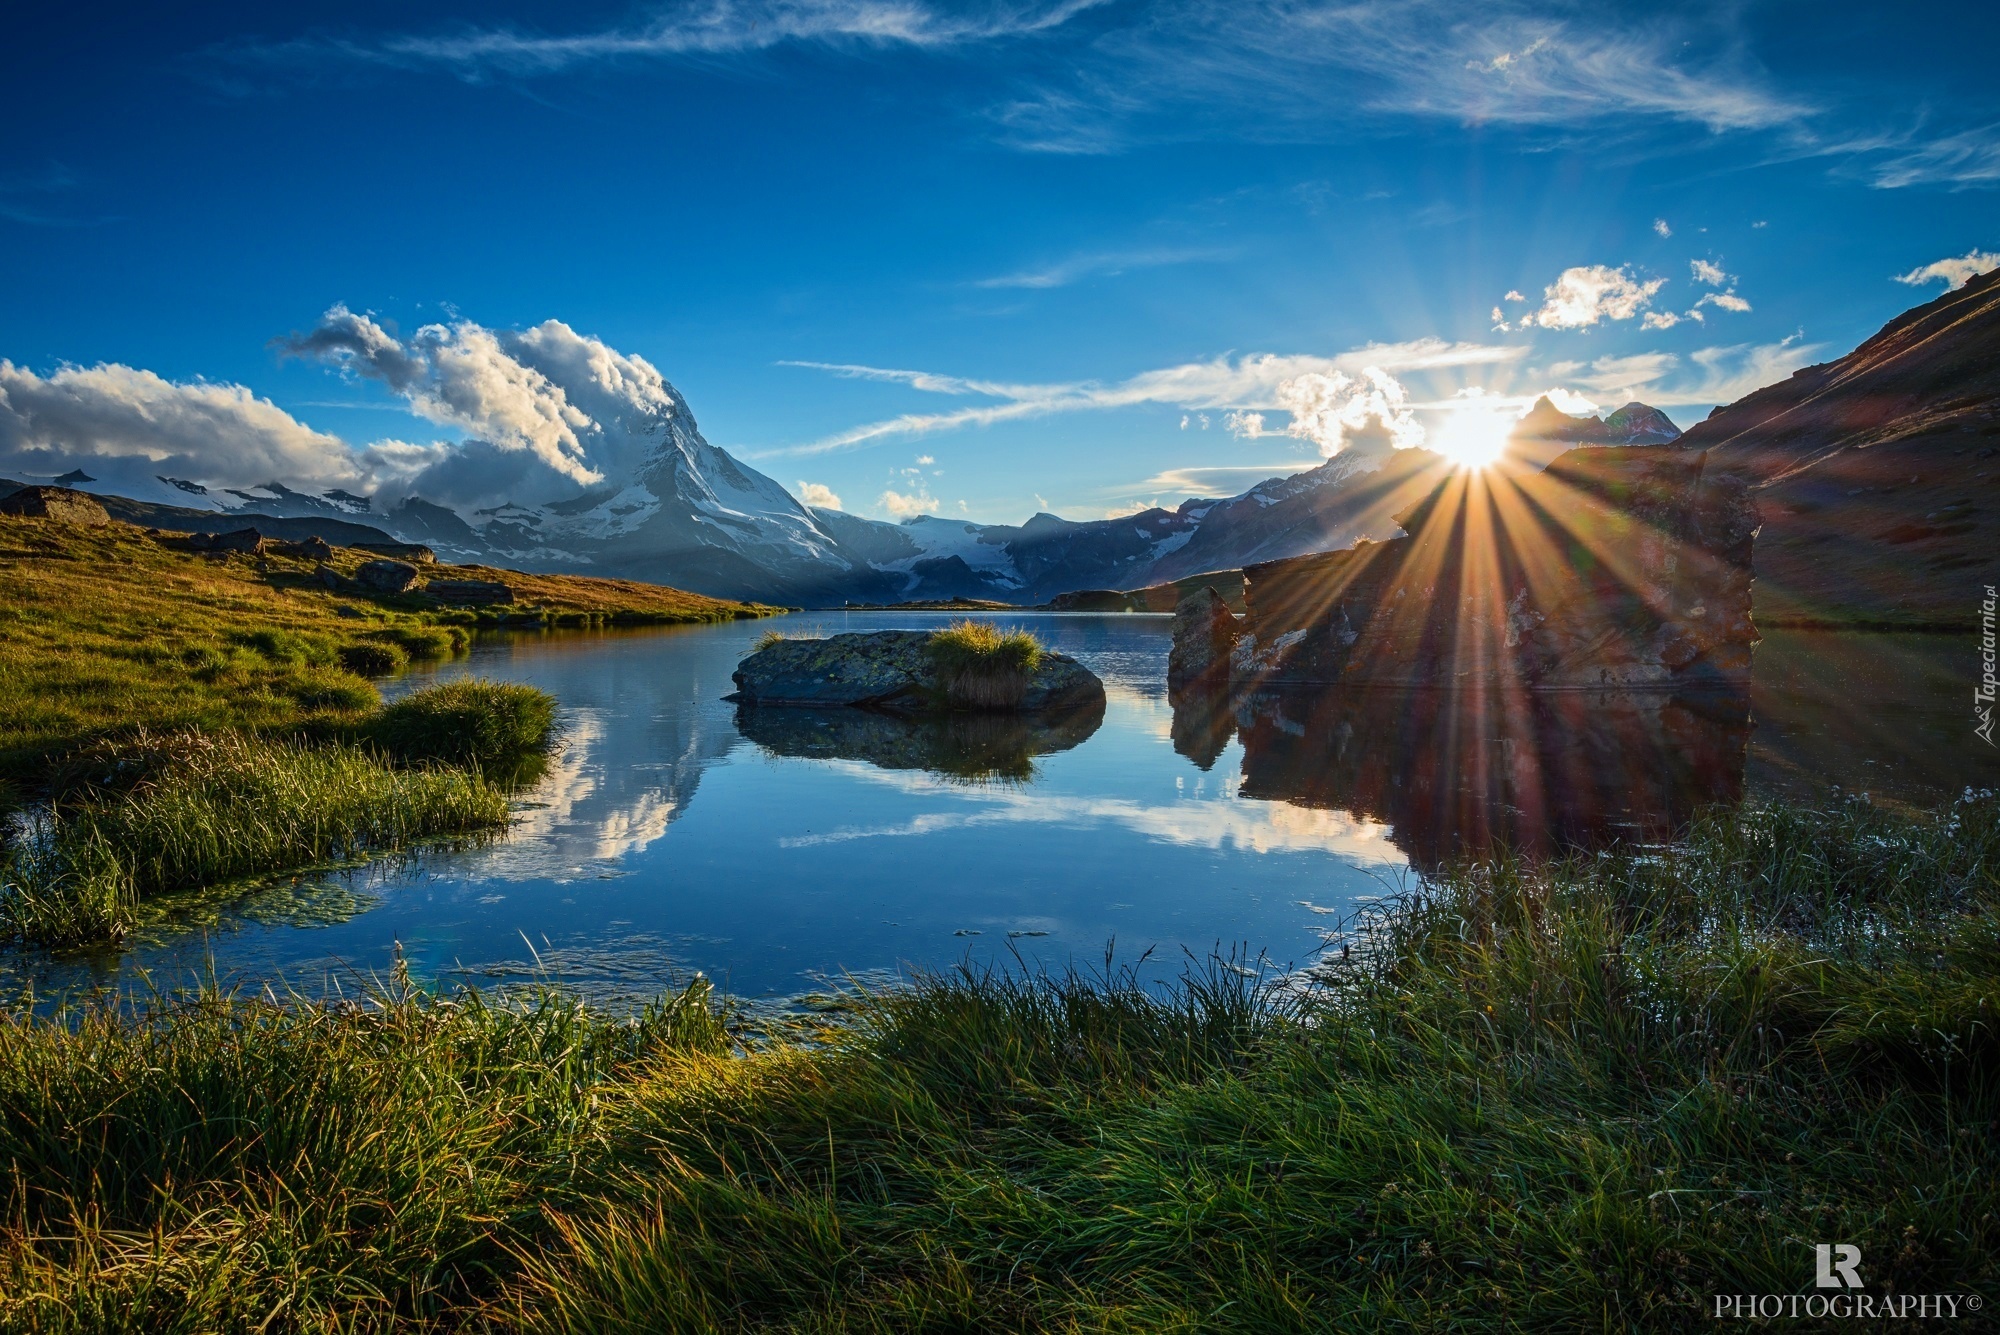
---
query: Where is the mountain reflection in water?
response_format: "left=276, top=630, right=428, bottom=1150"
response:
left=1174, top=683, right=1750, bottom=869
left=4, top=616, right=1988, bottom=1008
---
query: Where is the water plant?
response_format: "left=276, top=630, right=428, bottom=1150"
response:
left=926, top=619, right=1045, bottom=709
left=0, top=733, right=511, bottom=948
left=371, top=679, right=560, bottom=767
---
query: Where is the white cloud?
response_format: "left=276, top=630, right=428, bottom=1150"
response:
left=1694, top=290, right=1751, bottom=313
left=1893, top=249, right=2000, bottom=291
left=995, top=4, right=1811, bottom=153
left=1535, top=337, right=1821, bottom=411
left=1866, top=125, right=2000, bottom=189
left=796, top=480, right=843, bottom=510
left=974, top=245, right=1230, bottom=289
left=771, top=338, right=1524, bottom=456
left=915, top=454, right=935, bottom=465
left=1503, top=290, right=1526, bottom=302
left=1529, top=264, right=1668, bottom=329
left=878, top=484, right=937, bottom=518
left=240, top=0, right=1107, bottom=77
left=1654, top=218, right=1672, bottom=237
left=1690, top=258, right=1730, bottom=285
left=0, top=359, right=446, bottom=501
left=1135, top=462, right=1325, bottom=496
left=1224, top=410, right=1266, bottom=438
left=1273, top=367, right=1423, bottom=459
left=1640, top=311, right=1682, bottom=330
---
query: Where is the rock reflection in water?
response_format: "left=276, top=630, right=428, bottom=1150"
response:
left=735, top=698, right=1105, bottom=784
left=1175, top=683, right=1749, bottom=868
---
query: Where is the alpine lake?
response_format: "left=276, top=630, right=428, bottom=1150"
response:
left=7, top=613, right=1996, bottom=1011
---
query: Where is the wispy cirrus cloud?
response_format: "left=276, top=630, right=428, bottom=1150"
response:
left=1541, top=335, right=1822, bottom=408
left=973, top=245, right=1231, bottom=289
left=219, top=0, right=1105, bottom=77
left=995, top=1, right=1812, bottom=153
left=768, top=339, right=1526, bottom=456
left=1864, top=123, right=2000, bottom=189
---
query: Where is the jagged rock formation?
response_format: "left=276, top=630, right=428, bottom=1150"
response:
left=729, top=631, right=1105, bottom=714
left=0, top=486, right=110, bottom=525
left=1186, top=445, right=1757, bottom=691
left=1685, top=266, right=2000, bottom=626
left=1166, top=587, right=1241, bottom=690
left=1504, top=397, right=1683, bottom=469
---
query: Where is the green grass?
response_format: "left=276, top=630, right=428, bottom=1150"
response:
left=0, top=514, right=770, bottom=779
left=1, top=793, right=1993, bottom=1330
left=371, top=679, right=560, bottom=768
left=0, top=732, right=511, bottom=948
left=926, top=619, right=1045, bottom=710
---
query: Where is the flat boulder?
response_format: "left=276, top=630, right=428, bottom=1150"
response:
left=730, top=629, right=1103, bottom=714
left=355, top=541, right=437, bottom=564
left=0, top=486, right=109, bottom=526
left=356, top=559, right=420, bottom=594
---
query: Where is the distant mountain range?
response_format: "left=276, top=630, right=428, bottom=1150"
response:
left=0, top=378, right=1689, bottom=606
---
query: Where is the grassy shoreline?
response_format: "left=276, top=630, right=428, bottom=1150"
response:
left=0, top=514, right=771, bottom=779
left=1, top=792, right=1993, bottom=1331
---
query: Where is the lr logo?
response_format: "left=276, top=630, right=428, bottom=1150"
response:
left=1816, top=1243, right=1864, bottom=1289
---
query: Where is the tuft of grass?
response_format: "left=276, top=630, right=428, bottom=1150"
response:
left=375, top=624, right=465, bottom=661
left=338, top=641, right=409, bottom=677
left=925, top=619, right=1045, bottom=710
left=0, top=794, right=1993, bottom=1327
left=0, top=733, right=510, bottom=948
left=751, top=628, right=788, bottom=653
left=371, top=679, right=559, bottom=768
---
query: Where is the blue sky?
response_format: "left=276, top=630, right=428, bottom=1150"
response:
left=1, top=0, right=1996, bottom=523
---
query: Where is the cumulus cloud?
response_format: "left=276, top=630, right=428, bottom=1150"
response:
left=1894, top=248, right=2000, bottom=291
left=0, top=359, right=442, bottom=500
left=1640, top=311, right=1683, bottom=330
left=1272, top=368, right=1423, bottom=459
left=1529, top=265, right=1668, bottom=329
left=1690, top=258, right=1730, bottom=285
left=772, top=338, right=1524, bottom=456
left=878, top=485, right=937, bottom=518
left=1654, top=218, right=1672, bottom=237
left=796, top=480, right=843, bottom=510
left=276, top=305, right=629, bottom=487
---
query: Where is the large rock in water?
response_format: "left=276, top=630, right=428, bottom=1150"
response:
left=0, top=486, right=110, bottom=526
left=1167, top=586, right=1240, bottom=691
left=731, top=629, right=1104, bottom=713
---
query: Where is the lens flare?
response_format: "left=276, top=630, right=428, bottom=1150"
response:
left=1429, top=401, right=1515, bottom=470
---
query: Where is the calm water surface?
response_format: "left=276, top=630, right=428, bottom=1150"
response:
left=7, top=613, right=1995, bottom=1007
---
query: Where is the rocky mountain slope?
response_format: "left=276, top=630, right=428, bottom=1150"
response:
left=1686, top=267, right=2000, bottom=626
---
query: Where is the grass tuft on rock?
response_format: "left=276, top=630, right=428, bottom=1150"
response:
left=0, top=733, right=511, bottom=948
left=925, top=619, right=1044, bottom=710
left=371, top=679, right=559, bottom=768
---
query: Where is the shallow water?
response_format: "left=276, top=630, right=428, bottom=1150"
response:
left=6, top=614, right=1995, bottom=1008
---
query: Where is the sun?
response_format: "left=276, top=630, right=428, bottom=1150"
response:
left=1429, top=400, right=1514, bottom=470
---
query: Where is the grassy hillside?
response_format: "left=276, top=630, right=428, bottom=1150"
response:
left=0, top=515, right=772, bottom=781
